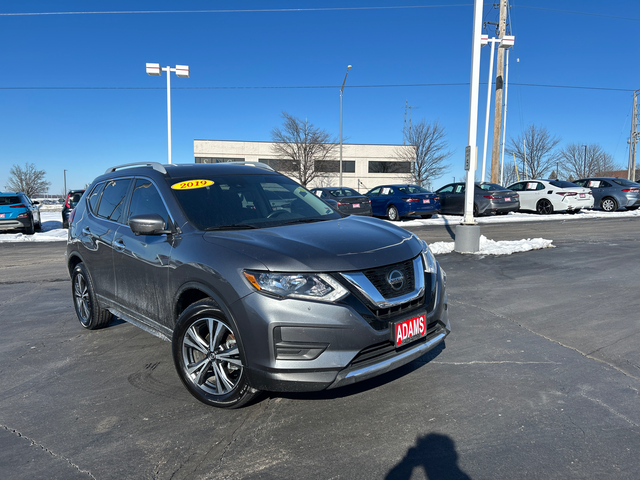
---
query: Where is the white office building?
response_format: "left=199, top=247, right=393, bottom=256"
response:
left=194, top=139, right=412, bottom=192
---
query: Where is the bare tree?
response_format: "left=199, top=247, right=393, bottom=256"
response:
left=501, top=162, right=519, bottom=187
left=5, top=163, right=51, bottom=197
left=559, top=143, right=620, bottom=179
left=507, top=125, right=561, bottom=180
left=395, top=119, right=451, bottom=188
left=270, top=112, right=338, bottom=187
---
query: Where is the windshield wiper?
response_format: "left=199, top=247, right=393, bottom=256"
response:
left=205, top=224, right=260, bottom=231
left=279, top=218, right=330, bottom=226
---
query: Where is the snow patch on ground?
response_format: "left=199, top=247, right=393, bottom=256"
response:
left=429, top=235, right=554, bottom=256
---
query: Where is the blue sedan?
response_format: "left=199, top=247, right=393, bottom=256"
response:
left=365, top=184, right=440, bottom=221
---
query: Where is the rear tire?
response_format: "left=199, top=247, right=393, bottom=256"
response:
left=172, top=300, right=259, bottom=409
left=601, top=197, right=618, bottom=212
left=24, top=216, right=35, bottom=235
left=386, top=205, right=399, bottom=221
left=71, top=264, right=113, bottom=329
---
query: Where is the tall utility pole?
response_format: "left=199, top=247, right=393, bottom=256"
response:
left=490, top=0, right=508, bottom=183
left=628, top=89, right=639, bottom=181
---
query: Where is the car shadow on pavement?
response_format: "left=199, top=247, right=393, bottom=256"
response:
left=385, top=433, right=472, bottom=480
left=275, top=342, right=446, bottom=402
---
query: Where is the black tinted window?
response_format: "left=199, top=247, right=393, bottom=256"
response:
left=97, top=179, right=131, bottom=223
left=549, top=180, right=579, bottom=188
left=611, top=178, right=639, bottom=187
left=0, top=196, right=21, bottom=205
left=128, top=179, right=169, bottom=227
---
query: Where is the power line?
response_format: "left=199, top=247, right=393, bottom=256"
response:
left=0, top=5, right=472, bottom=16
left=0, top=82, right=635, bottom=92
left=514, top=5, right=640, bottom=22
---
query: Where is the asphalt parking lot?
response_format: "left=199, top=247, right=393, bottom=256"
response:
left=1, top=217, right=639, bottom=479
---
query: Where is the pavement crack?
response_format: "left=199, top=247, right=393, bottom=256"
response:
left=1, top=425, right=96, bottom=479
left=450, top=298, right=640, bottom=382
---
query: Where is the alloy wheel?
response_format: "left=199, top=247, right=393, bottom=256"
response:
left=181, top=318, right=243, bottom=396
left=73, top=273, right=91, bottom=324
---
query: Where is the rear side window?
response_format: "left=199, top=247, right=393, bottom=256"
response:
left=0, top=196, right=21, bottom=206
left=97, top=179, right=132, bottom=223
left=88, top=183, right=105, bottom=213
left=128, top=179, right=170, bottom=227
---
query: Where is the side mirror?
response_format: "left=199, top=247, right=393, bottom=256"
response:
left=129, top=214, right=172, bottom=236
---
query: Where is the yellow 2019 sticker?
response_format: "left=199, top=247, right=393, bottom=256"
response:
left=171, top=179, right=214, bottom=190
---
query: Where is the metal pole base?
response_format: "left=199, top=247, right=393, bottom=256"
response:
left=455, top=224, right=481, bottom=253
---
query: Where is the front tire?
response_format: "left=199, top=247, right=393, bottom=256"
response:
left=172, top=300, right=259, bottom=408
left=601, top=197, right=618, bottom=212
left=536, top=199, right=554, bottom=215
left=387, top=205, right=399, bottom=221
left=71, top=264, right=113, bottom=329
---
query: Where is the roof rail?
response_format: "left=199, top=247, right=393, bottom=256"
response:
left=105, top=162, right=167, bottom=174
left=227, top=161, right=274, bottom=171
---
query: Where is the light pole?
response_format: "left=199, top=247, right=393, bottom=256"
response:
left=339, top=65, right=352, bottom=187
left=146, top=63, right=190, bottom=164
left=455, top=0, right=483, bottom=253
left=63, top=169, right=67, bottom=196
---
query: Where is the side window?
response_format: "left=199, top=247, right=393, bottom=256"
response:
left=600, top=181, right=612, bottom=188
left=437, top=185, right=454, bottom=194
left=128, top=179, right=170, bottom=227
left=367, top=187, right=381, bottom=196
left=97, top=179, right=132, bottom=223
left=454, top=184, right=465, bottom=194
left=88, top=183, right=105, bottom=213
left=536, top=183, right=545, bottom=191
left=508, top=183, right=523, bottom=191
left=573, top=180, right=585, bottom=187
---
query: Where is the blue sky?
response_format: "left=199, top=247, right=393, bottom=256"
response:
left=1, top=1, right=639, bottom=194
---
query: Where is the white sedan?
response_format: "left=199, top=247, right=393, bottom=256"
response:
left=506, top=179, right=594, bottom=214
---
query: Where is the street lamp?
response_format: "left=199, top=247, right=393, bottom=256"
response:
left=146, top=63, right=190, bottom=164
left=339, top=65, right=352, bottom=187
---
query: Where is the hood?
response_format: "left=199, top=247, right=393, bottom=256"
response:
left=203, top=216, right=422, bottom=272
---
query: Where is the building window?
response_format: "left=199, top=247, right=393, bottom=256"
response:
left=342, top=160, right=355, bottom=173
left=259, top=159, right=297, bottom=171
left=316, top=160, right=339, bottom=173
left=368, top=161, right=411, bottom=173
left=196, top=157, right=244, bottom=164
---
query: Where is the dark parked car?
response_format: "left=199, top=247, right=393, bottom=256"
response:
left=365, top=184, right=441, bottom=221
left=67, top=162, right=450, bottom=408
left=62, top=189, right=85, bottom=228
left=0, top=192, right=41, bottom=234
left=435, top=182, right=519, bottom=216
left=572, top=177, right=640, bottom=212
left=310, top=187, right=372, bottom=216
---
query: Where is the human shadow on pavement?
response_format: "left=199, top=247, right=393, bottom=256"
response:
left=385, top=433, right=472, bottom=480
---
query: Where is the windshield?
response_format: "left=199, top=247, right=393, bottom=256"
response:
left=611, top=178, right=639, bottom=187
left=477, top=183, right=510, bottom=191
left=169, top=174, right=342, bottom=230
left=397, top=185, right=430, bottom=194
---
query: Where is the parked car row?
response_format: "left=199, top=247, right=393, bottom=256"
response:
left=312, top=176, right=640, bottom=221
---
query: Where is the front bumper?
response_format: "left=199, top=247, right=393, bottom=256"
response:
left=235, top=264, right=450, bottom=393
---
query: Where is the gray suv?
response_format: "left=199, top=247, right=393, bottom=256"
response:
left=66, top=162, right=449, bottom=408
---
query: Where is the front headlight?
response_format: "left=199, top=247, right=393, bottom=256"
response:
left=243, top=271, right=349, bottom=302
left=421, top=240, right=438, bottom=274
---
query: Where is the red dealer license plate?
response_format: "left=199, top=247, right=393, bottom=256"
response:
left=0, top=213, right=4, bottom=218
left=392, top=313, right=427, bottom=347
left=353, top=203, right=361, bottom=208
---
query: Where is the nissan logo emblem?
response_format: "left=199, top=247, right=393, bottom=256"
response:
left=388, top=269, right=405, bottom=291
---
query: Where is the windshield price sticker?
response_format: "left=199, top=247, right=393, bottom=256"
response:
left=171, top=180, right=214, bottom=190
left=392, top=313, right=427, bottom=347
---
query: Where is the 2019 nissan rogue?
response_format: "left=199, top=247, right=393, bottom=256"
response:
left=66, top=162, right=450, bottom=408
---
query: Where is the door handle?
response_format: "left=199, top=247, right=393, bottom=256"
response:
left=82, top=227, right=91, bottom=235
left=113, top=239, right=125, bottom=251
